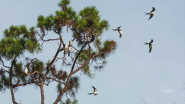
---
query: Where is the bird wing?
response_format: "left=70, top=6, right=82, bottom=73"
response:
left=150, top=39, right=153, bottom=43
left=88, top=93, right=94, bottom=95
left=151, top=7, right=155, bottom=12
left=148, top=14, right=154, bottom=20
left=145, top=42, right=149, bottom=44
left=149, top=44, right=152, bottom=53
left=119, top=31, right=122, bottom=38
left=145, top=13, right=150, bottom=15
left=92, top=86, right=97, bottom=92
left=112, top=29, right=117, bottom=31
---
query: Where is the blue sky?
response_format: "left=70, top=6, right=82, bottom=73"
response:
left=0, top=0, right=185, bottom=104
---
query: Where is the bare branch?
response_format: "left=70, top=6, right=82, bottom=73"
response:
left=71, top=45, right=80, bottom=52
left=46, top=77, right=66, bottom=85
left=44, top=41, right=62, bottom=80
left=13, top=82, right=35, bottom=88
left=72, top=50, right=105, bottom=74
left=139, top=97, right=146, bottom=104
left=0, top=57, right=11, bottom=68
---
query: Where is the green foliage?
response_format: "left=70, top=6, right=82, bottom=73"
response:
left=68, top=76, right=80, bottom=98
left=0, top=25, right=40, bottom=60
left=0, top=0, right=118, bottom=103
left=56, top=83, right=63, bottom=94
left=58, top=0, right=70, bottom=11
left=0, top=74, right=10, bottom=90
left=98, top=40, right=117, bottom=59
left=30, top=61, right=44, bottom=72
left=62, top=98, right=78, bottom=104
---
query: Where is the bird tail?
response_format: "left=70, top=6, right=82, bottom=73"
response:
left=88, top=93, right=94, bottom=95
left=145, top=13, right=150, bottom=15
left=112, top=29, right=117, bottom=31
left=145, top=42, right=149, bottom=44
left=120, top=34, right=122, bottom=38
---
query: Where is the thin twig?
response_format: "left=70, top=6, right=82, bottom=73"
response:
left=139, top=97, right=146, bottom=104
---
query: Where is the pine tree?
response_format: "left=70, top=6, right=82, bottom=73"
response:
left=0, top=0, right=117, bottom=104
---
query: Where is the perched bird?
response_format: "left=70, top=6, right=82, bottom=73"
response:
left=145, top=39, right=153, bottom=53
left=24, top=67, right=40, bottom=75
left=64, top=43, right=68, bottom=54
left=112, top=26, right=122, bottom=38
left=90, top=34, right=95, bottom=42
left=69, top=40, right=73, bottom=47
left=145, top=7, right=155, bottom=20
left=88, top=86, right=98, bottom=95
left=24, top=67, right=28, bottom=74
left=68, top=46, right=71, bottom=56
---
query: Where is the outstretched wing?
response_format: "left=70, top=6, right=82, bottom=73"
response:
left=112, top=29, right=117, bottom=31
left=148, top=14, right=154, bottom=20
left=92, top=86, right=97, bottom=92
left=149, top=44, right=152, bottom=53
left=151, top=7, right=155, bottom=12
left=145, top=13, right=150, bottom=15
left=150, top=39, right=153, bottom=43
left=88, top=93, right=94, bottom=95
left=145, top=42, right=149, bottom=45
left=119, top=30, right=122, bottom=38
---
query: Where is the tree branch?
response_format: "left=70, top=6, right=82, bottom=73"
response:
left=72, top=50, right=105, bottom=74
left=46, top=77, right=66, bottom=85
left=54, top=42, right=88, bottom=104
left=13, top=82, right=35, bottom=88
left=0, top=57, right=11, bottom=68
left=44, top=41, right=62, bottom=80
left=139, top=97, right=146, bottom=104
left=71, top=45, right=80, bottom=52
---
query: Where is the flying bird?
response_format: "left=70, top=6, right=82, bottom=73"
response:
left=112, top=26, right=122, bottom=38
left=69, top=40, right=73, bottom=47
left=145, top=7, right=155, bottom=20
left=145, top=39, right=153, bottom=53
left=88, top=86, right=98, bottom=95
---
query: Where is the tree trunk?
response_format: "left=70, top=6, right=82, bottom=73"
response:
left=9, top=58, right=18, bottom=104
left=10, top=85, right=18, bottom=104
left=53, top=87, right=67, bottom=104
left=10, top=70, right=18, bottom=104
left=40, top=84, right=45, bottom=104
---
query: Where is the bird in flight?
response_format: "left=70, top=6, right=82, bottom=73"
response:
left=145, top=39, right=153, bottom=53
left=112, top=26, right=122, bottom=38
left=145, top=7, right=155, bottom=20
left=88, top=86, right=98, bottom=95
